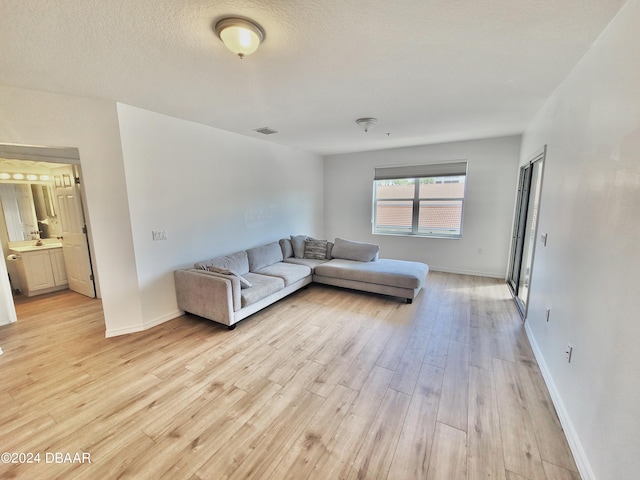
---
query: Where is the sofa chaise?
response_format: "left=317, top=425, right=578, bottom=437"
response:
left=174, top=236, right=429, bottom=329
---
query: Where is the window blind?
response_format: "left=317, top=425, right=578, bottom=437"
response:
left=374, top=161, right=467, bottom=180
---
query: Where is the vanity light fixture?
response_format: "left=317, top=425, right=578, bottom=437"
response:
left=215, top=17, right=265, bottom=59
left=0, top=172, right=53, bottom=182
left=356, top=117, right=377, bottom=133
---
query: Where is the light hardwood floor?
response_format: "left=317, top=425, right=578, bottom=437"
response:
left=0, top=272, right=580, bottom=479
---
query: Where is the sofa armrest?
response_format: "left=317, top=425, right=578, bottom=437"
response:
left=174, top=269, right=239, bottom=326
left=196, top=269, right=242, bottom=310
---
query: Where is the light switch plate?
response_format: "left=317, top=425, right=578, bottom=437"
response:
left=152, top=230, right=167, bottom=241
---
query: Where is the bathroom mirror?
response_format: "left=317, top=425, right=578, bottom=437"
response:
left=0, top=183, right=60, bottom=241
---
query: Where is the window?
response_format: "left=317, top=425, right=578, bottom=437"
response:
left=372, top=161, right=467, bottom=238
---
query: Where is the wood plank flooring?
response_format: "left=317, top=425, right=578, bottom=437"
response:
left=0, top=272, right=580, bottom=479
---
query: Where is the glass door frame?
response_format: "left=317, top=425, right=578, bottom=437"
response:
left=507, top=145, right=546, bottom=319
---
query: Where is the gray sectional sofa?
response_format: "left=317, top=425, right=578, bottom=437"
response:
left=174, top=236, right=429, bottom=329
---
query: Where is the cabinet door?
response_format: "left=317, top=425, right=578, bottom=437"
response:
left=21, top=251, right=55, bottom=290
left=49, top=249, right=68, bottom=286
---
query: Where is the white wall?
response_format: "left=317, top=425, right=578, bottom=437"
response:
left=323, top=135, right=521, bottom=277
left=0, top=85, right=144, bottom=335
left=116, top=104, right=324, bottom=330
left=520, top=1, right=640, bottom=479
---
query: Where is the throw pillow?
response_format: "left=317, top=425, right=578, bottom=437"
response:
left=304, top=239, right=328, bottom=260
left=331, top=237, right=380, bottom=262
left=279, top=238, right=294, bottom=258
left=326, top=241, right=334, bottom=259
left=290, top=235, right=308, bottom=259
left=206, top=266, right=252, bottom=288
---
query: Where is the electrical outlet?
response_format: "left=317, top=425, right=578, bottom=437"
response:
left=152, top=230, right=167, bottom=241
left=545, top=308, right=551, bottom=322
left=565, top=343, right=573, bottom=363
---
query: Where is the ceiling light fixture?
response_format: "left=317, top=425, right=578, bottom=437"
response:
left=254, top=127, right=278, bottom=135
left=356, top=117, right=377, bottom=133
left=215, top=17, right=265, bottom=59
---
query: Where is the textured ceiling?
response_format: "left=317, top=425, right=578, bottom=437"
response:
left=0, top=0, right=627, bottom=155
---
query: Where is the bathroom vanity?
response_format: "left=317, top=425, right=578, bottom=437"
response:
left=9, top=243, right=68, bottom=296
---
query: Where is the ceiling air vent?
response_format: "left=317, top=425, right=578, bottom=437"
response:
left=254, top=127, right=278, bottom=135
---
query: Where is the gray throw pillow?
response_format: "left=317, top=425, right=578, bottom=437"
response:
left=290, top=235, right=308, bottom=259
left=304, top=239, right=328, bottom=260
left=206, top=266, right=252, bottom=288
left=331, top=237, right=380, bottom=262
left=279, top=238, right=294, bottom=258
left=326, top=241, right=334, bottom=259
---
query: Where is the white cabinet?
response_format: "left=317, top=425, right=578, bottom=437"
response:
left=49, top=248, right=68, bottom=286
left=11, top=247, right=68, bottom=297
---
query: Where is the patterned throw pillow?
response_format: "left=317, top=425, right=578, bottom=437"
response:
left=304, top=239, right=328, bottom=260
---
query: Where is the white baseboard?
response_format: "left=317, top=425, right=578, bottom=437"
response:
left=144, top=310, right=183, bottom=330
left=524, top=321, right=595, bottom=480
left=428, top=265, right=505, bottom=279
left=105, top=325, right=144, bottom=338
left=105, top=310, right=183, bottom=338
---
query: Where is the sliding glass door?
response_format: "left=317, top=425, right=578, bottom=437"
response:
left=508, top=147, right=545, bottom=318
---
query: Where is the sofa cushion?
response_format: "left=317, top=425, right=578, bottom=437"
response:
left=283, top=257, right=330, bottom=271
left=331, top=238, right=380, bottom=262
left=279, top=238, right=294, bottom=258
left=195, top=250, right=249, bottom=275
left=255, top=262, right=312, bottom=286
left=304, top=239, right=328, bottom=260
left=240, top=273, right=285, bottom=308
left=246, top=242, right=284, bottom=272
left=290, top=235, right=308, bottom=258
left=314, top=258, right=428, bottom=290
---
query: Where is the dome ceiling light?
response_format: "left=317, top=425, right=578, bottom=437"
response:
left=356, top=117, right=377, bottom=133
left=214, top=17, right=265, bottom=59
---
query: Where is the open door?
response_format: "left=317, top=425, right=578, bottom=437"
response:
left=51, top=167, right=96, bottom=298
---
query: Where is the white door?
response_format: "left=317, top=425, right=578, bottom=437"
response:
left=52, top=168, right=96, bottom=298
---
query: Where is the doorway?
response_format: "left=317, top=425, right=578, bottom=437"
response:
left=507, top=146, right=546, bottom=318
left=0, top=144, right=97, bottom=324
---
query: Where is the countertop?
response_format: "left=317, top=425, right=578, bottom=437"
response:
left=10, top=243, right=63, bottom=253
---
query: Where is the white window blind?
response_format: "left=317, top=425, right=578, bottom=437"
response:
left=374, top=161, right=467, bottom=181
left=372, top=161, right=468, bottom=238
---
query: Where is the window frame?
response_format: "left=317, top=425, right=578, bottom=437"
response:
left=372, top=162, right=467, bottom=239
